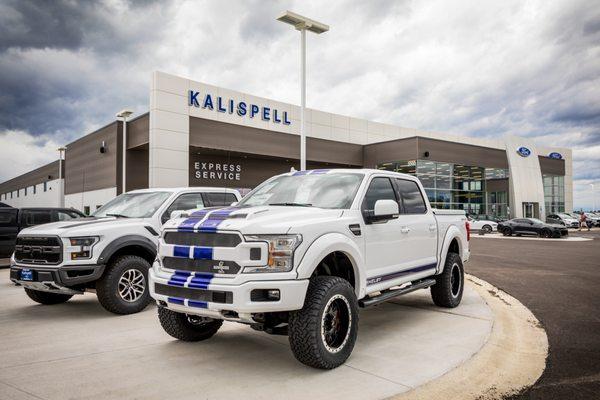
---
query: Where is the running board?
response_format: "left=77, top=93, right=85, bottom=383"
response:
left=359, top=278, right=437, bottom=308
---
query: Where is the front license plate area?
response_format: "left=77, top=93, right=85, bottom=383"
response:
left=20, top=269, right=34, bottom=281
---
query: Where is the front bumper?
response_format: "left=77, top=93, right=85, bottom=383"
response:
left=149, top=265, right=309, bottom=323
left=10, top=263, right=105, bottom=294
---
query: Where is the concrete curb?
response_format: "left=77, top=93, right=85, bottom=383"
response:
left=389, top=274, right=548, bottom=400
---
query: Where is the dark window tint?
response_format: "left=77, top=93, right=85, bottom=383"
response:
left=23, top=211, right=52, bottom=227
left=162, top=193, right=206, bottom=224
left=0, top=209, right=18, bottom=226
left=204, top=192, right=238, bottom=207
left=395, top=179, right=427, bottom=214
left=362, top=178, right=397, bottom=211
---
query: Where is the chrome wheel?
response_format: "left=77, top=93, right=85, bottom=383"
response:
left=321, top=294, right=352, bottom=354
left=450, top=263, right=462, bottom=298
left=118, top=269, right=145, bottom=302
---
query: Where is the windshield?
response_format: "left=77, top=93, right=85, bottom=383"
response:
left=558, top=213, right=572, bottom=219
left=530, top=218, right=545, bottom=224
left=238, top=172, right=364, bottom=209
left=93, top=191, right=171, bottom=218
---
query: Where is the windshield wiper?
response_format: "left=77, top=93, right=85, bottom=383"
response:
left=106, top=213, right=130, bottom=218
left=268, top=202, right=313, bottom=207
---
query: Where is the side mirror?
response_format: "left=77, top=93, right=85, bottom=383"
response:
left=170, top=210, right=187, bottom=220
left=366, top=199, right=399, bottom=224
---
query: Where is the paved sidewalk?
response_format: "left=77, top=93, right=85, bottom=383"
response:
left=0, top=268, right=492, bottom=400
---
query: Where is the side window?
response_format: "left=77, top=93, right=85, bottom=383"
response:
left=395, top=179, right=427, bottom=214
left=162, top=193, right=205, bottom=223
left=23, top=211, right=52, bottom=227
left=361, top=177, right=398, bottom=212
left=204, top=192, right=238, bottom=207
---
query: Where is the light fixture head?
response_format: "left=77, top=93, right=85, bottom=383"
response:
left=116, top=109, right=134, bottom=119
left=277, top=11, right=329, bottom=34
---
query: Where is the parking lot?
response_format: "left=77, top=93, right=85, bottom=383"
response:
left=467, top=229, right=600, bottom=399
left=0, top=228, right=597, bottom=399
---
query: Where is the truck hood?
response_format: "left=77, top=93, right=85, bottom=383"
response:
left=164, top=206, right=344, bottom=234
left=18, top=217, right=148, bottom=237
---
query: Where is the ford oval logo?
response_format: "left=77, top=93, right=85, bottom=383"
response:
left=517, top=147, right=531, bottom=157
left=548, top=152, right=562, bottom=160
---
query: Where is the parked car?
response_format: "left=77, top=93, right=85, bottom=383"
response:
left=470, top=214, right=506, bottom=223
left=546, top=213, right=579, bottom=228
left=585, top=212, right=600, bottom=227
left=150, top=169, right=470, bottom=369
left=0, top=208, right=85, bottom=258
left=468, top=217, right=498, bottom=233
left=498, top=218, right=568, bottom=238
left=9, top=187, right=241, bottom=314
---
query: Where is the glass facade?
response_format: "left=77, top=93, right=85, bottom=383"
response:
left=543, top=174, right=565, bottom=213
left=378, top=160, right=509, bottom=218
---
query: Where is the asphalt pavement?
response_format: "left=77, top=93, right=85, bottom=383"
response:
left=466, top=229, right=600, bottom=399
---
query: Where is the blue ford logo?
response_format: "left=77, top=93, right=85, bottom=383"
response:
left=517, top=147, right=531, bottom=157
left=548, top=152, right=562, bottom=160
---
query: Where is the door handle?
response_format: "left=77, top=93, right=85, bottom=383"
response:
left=429, top=224, right=437, bottom=231
left=401, top=227, right=410, bottom=234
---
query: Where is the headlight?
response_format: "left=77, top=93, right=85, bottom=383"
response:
left=243, top=234, right=302, bottom=273
left=68, top=236, right=99, bottom=260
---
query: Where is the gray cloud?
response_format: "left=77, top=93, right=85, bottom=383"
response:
left=0, top=0, right=598, bottom=208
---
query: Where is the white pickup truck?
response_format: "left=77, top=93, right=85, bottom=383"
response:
left=9, top=187, right=240, bottom=314
left=150, top=169, right=470, bottom=369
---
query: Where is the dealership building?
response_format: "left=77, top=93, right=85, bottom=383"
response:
left=0, top=71, right=572, bottom=219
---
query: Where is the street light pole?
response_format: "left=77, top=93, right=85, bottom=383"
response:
left=57, top=147, right=66, bottom=207
left=116, top=109, right=134, bottom=194
left=277, top=11, right=329, bottom=171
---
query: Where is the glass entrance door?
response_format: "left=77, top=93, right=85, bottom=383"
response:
left=522, top=202, right=539, bottom=218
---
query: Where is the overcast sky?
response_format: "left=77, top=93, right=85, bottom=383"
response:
left=0, top=0, right=598, bottom=208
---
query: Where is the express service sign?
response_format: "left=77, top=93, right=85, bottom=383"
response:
left=188, top=90, right=291, bottom=125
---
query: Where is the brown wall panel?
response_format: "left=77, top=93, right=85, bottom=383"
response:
left=189, top=117, right=362, bottom=166
left=65, top=122, right=119, bottom=194
left=189, top=152, right=354, bottom=189
left=0, top=161, right=62, bottom=195
left=363, top=138, right=418, bottom=167
left=486, top=178, right=509, bottom=192
left=416, top=138, right=509, bottom=168
left=126, top=148, right=149, bottom=191
left=538, top=156, right=565, bottom=176
left=127, top=113, right=149, bottom=149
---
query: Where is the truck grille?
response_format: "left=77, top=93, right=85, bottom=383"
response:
left=162, top=257, right=241, bottom=274
left=155, top=283, right=233, bottom=304
left=163, top=232, right=241, bottom=247
left=14, top=236, right=62, bottom=265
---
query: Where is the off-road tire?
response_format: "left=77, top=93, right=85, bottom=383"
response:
left=158, top=307, right=223, bottom=341
left=24, top=288, right=73, bottom=305
left=288, top=276, right=359, bottom=369
left=431, top=252, right=464, bottom=308
left=96, top=255, right=151, bottom=315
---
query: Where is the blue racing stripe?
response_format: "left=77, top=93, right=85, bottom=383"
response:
left=188, top=272, right=214, bottom=289
left=292, top=170, right=310, bottom=176
left=173, top=246, right=190, bottom=258
left=167, top=297, right=185, bottom=305
left=177, top=209, right=211, bottom=232
left=188, top=300, right=208, bottom=309
left=196, top=208, right=238, bottom=232
left=192, top=247, right=213, bottom=260
left=167, top=271, right=191, bottom=287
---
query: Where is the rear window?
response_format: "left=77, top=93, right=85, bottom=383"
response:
left=0, top=209, right=17, bottom=226
left=395, top=179, right=427, bottom=214
left=204, top=192, right=238, bottom=207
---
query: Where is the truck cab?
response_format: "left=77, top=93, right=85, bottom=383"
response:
left=150, top=169, right=470, bottom=369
